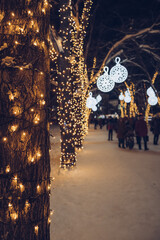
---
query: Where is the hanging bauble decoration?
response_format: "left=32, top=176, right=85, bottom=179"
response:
left=110, top=57, right=128, bottom=83
left=124, top=88, right=131, bottom=103
left=119, top=92, right=124, bottom=101
left=146, top=87, right=158, bottom=106
left=86, top=92, right=102, bottom=111
left=148, top=96, right=158, bottom=106
left=147, top=87, right=155, bottom=97
left=97, top=66, right=115, bottom=93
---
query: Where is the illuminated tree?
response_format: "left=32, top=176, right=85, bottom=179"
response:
left=50, top=0, right=93, bottom=168
left=0, top=1, right=51, bottom=239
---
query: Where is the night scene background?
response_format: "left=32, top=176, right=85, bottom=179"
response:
left=0, top=0, right=160, bottom=240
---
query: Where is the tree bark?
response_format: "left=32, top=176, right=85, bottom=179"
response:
left=0, top=1, right=50, bottom=239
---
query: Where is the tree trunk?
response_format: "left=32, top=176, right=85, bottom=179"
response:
left=0, top=1, right=50, bottom=239
left=56, top=0, right=76, bottom=168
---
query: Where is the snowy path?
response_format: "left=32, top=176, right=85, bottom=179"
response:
left=50, top=125, right=160, bottom=240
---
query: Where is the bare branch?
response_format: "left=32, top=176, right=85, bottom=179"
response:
left=91, top=23, right=156, bottom=84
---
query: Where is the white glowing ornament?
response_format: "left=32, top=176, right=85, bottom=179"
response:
left=119, top=92, right=124, bottom=101
left=86, top=92, right=102, bottom=111
left=148, top=96, right=158, bottom=106
left=110, top=57, right=128, bottom=83
left=147, top=87, right=155, bottom=97
left=147, top=87, right=158, bottom=106
left=124, top=88, right=131, bottom=103
left=97, top=67, right=115, bottom=93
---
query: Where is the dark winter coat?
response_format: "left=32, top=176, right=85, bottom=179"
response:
left=151, top=118, right=160, bottom=135
left=117, top=119, right=126, bottom=138
left=107, top=120, right=114, bottom=130
left=135, top=118, right=148, bottom=137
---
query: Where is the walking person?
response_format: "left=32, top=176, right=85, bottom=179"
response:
left=94, top=116, right=98, bottom=130
left=151, top=116, right=160, bottom=145
left=124, top=118, right=134, bottom=149
left=135, top=114, right=149, bottom=150
left=117, top=118, right=126, bottom=148
left=107, top=117, right=114, bottom=141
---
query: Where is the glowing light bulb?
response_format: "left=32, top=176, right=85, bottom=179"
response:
left=11, top=125, right=18, bottom=132
left=37, top=185, right=41, bottom=192
left=8, top=203, right=12, bottom=208
left=3, top=137, right=7, bottom=142
left=34, top=225, right=39, bottom=235
left=37, top=151, right=41, bottom=158
left=41, top=100, right=45, bottom=105
left=19, top=183, right=25, bottom=192
left=6, top=165, right=10, bottom=173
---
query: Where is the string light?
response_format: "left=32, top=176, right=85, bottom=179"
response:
left=0, top=0, right=51, bottom=236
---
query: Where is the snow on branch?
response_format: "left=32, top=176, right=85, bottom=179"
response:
left=91, top=23, right=158, bottom=84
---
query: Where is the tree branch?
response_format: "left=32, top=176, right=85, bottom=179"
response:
left=91, top=23, right=156, bottom=84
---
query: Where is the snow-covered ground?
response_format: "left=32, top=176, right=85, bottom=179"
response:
left=50, top=124, right=160, bottom=240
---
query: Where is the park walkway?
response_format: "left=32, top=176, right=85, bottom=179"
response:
left=50, top=125, right=160, bottom=240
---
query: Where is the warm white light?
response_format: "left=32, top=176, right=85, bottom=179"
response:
left=6, top=165, right=10, bottom=173
left=34, top=225, right=39, bottom=235
left=3, top=137, right=7, bottom=142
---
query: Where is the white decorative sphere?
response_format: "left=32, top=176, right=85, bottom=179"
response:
left=86, top=92, right=96, bottom=108
left=119, top=92, right=124, bottom=101
left=124, top=88, right=131, bottom=103
left=86, top=92, right=102, bottom=111
left=92, top=105, right=97, bottom=111
left=124, top=96, right=131, bottom=103
left=148, top=96, right=158, bottom=106
left=147, top=87, right=155, bottom=97
left=96, top=94, right=102, bottom=102
left=97, top=66, right=115, bottom=92
left=110, top=57, right=128, bottom=83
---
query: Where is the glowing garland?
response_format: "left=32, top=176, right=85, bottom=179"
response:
left=0, top=0, right=52, bottom=237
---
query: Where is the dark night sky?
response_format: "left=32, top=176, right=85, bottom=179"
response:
left=50, top=0, right=160, bottom=113
left=88, top=0, right=160, bottom=79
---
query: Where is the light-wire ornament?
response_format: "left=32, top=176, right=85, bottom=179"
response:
left=124, top=88, right=131, bottom=103
left=86, top=92, right=102, bottom=111
left=110, top=57, right=128, bottom=83
left=119, top=92, right=124, bottom=101
left=97, top=66, right=115, bottom=93
left=147, top=87, right=158, bottom=106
